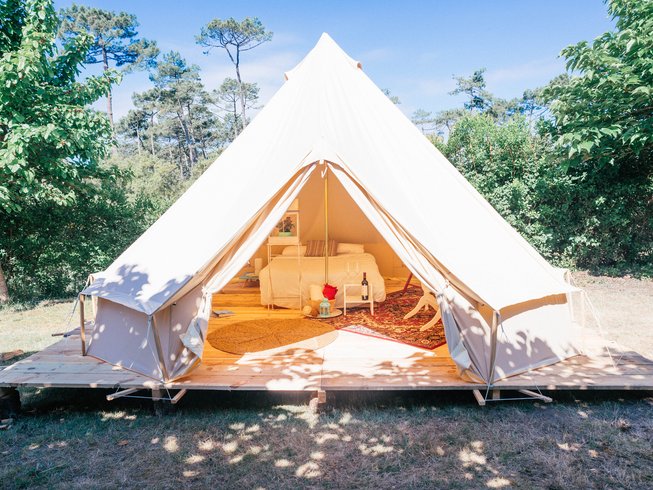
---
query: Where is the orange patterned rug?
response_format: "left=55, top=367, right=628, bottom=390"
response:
left=324, top=289, right=446, bottom=350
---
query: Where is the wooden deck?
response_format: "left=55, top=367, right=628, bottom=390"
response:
left=1, top=280, right=652, bottom=397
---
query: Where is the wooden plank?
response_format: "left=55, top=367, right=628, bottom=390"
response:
left=2, top=285, right=652, bottom=394
left=170, top=389, right=187, bottom=404
left=472, top=390, right=486, bottom=406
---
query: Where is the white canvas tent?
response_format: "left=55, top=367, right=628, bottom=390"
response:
left=82, top=33, right=581, bottom=385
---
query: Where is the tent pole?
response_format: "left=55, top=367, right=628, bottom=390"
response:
left=484, top=311, right=500, bottom=400
left=78, top=294, right=86, bottom=356
left=324, top=163, right=329, bottom=284
left=150, top=315, right=170, bottom=382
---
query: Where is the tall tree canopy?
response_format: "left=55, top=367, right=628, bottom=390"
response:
left=211, top=77, right=259, bottom=141
left=0, top=0, right=119, bottom=301
left=450, top=68, right=493, bottom=113
left=196, top=17, right=271, bottom=130
left=59, top=3, right=159, bottom=128
left=545, top=0, right=653, bottom=169
left=542, top=0, right=653, bottom=269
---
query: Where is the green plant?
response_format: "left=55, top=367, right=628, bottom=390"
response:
left=276, top=216, right=295, bottom=233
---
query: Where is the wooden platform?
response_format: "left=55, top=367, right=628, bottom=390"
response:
left=1, top=322, right=652, bottom=394
left=1, top=280, right=652, bottom=397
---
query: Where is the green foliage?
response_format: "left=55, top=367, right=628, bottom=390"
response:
left=442, top=114, right=553, bottom=255
left=212, top=77, right=259, bottom=141
left=541, top=0, right=653, bottom=270
left=116, top=51, right=220, bottom=174
left=1, top=151, right=215, bottom=302
left=0, top=0, right=118, bottom=213
left=58, top=3, right=158, bottom=127
left=450, top=68, right=493, bottom=113
left=196, top=17, right=272, bottom=56
left=197, top=17, right=271, bottom=131
left=1, top=165, right=144, bottom=300
left=59, top=3, right=159, bottom=71
left=544, top=0, right=653, bottom=168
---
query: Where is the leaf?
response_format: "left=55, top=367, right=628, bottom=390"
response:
left=626, top=38, right=635, bottom=52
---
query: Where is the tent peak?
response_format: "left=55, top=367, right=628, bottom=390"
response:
left=285, top=33, right=362, bottom=81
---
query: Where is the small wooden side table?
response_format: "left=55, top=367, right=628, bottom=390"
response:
left=343, top=284, right=374, bottom=315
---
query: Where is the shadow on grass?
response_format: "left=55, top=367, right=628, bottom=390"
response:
left=3, top=386, right=652, bottom=489
left=17, top=385, right=653, bottom=414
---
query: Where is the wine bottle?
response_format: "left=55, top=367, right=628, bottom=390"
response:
left=361, top=272, right=369, bottom=300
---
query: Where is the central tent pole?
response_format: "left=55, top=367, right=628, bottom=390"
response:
left=324, top=163, right=329, bottom=284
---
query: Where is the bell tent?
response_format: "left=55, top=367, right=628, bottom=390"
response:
left=81, top=33, right=581, bottom=386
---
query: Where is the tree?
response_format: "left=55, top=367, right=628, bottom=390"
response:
left=411, top=109, right=434, bottom=133
left=132, top=88, right=161, bottom=155
left=59, top=3, right=159, bottom=129
left=433, top=108, right=465, bottom=135
left=117, top=108, right=149, bottom=155
left=197, top=17, right=272, bottom=131
left=0, top=0, right=118, bottom=302
left=381, top=88, right=401, bottom=105
left=211, top=77, right=259, bottom=141
left=541, top=0, right=653, bottom=270
left=442, top=113, right=553, bottom=255
left=450, top=68, right=493, bottom=113
left=150, top=51, right=203, bottom=172
left=544, top=0, right=653, bottom=169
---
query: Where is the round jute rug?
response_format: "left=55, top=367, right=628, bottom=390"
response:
left=207, top=318, right=337, bottom=355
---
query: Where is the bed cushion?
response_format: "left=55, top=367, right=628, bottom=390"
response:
left=281, top=245, right=306, bottom=256
left=305, top=239, right=337, bottom=257
left=336, top=242, right=365, bottom=254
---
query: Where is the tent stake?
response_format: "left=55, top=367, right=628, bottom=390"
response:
left=106, top=388, right=140, bottom=401
left=517, top=389, right=553, bottom=403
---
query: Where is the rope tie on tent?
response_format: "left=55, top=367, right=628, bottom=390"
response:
left=567, top=274, right=620, bottom=368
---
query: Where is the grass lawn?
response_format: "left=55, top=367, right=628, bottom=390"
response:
left=1, top=273, right=652, bottom=489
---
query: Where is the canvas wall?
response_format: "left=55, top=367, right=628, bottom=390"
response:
left=250, top=169, right=407, bottom=278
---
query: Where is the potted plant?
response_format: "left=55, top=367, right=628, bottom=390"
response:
left=276, top=216, right=295, bottom=236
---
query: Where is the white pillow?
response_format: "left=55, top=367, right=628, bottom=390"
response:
left=281, top=245, right=306, bottom=256
left=336, top=242, right=364, bottom=255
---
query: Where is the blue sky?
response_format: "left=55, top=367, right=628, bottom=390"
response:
left=55, top=0, right=614, bottom=120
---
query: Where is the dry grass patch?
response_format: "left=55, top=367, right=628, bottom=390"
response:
left=0, top=300, right=75, bottom=366
left=0, top=390, right=652, bottom=489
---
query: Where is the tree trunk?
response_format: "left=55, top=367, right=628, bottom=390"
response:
left=0, top=263, right=9, bottom=304
left=102, top=45, right=115, bottom=131
left=185, top=103, right=198, bottom=164
left=176, top=106, right=195, bottom=166
left=150, top=114, right=156, bottom=155
left=234, top=51, right=247, bottom=131
left=136, top=127, right=143, bottom=156
left=232, top=99, right=238, bottom=140
left=167, top=137, right=174, bottom=162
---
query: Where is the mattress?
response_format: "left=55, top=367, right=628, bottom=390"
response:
left=259, top=253, right=386, bottom=308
